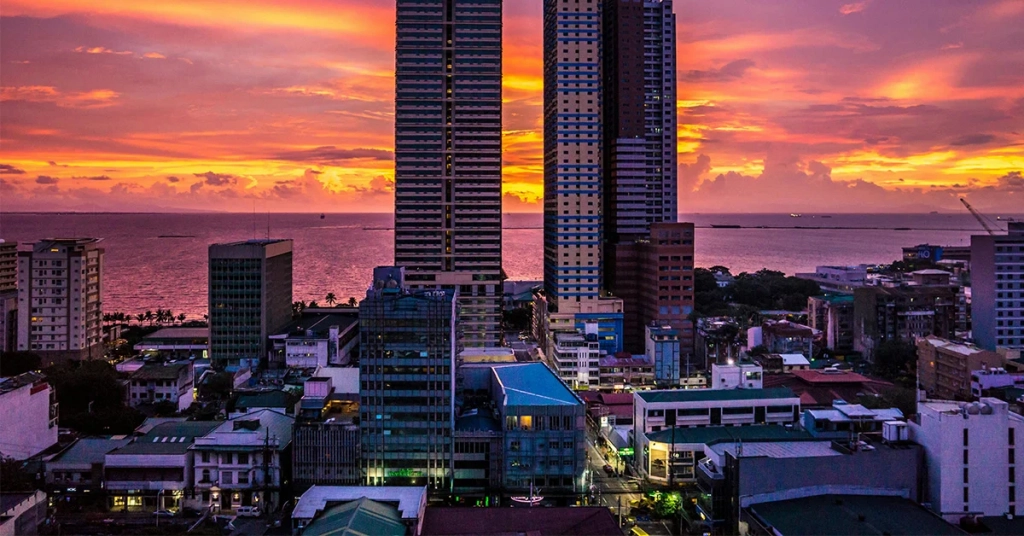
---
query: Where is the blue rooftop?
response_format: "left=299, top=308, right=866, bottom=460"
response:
left=492, top=363, right=580, bottom=407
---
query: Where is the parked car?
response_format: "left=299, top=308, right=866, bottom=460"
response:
left=152, top=510, right=176, bottom=518
left=236, top=506, right=261, bottom=517
left=603, top=464, right=615, bottom=476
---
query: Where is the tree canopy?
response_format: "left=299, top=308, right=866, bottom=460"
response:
left=694, top=266, right=821, bottom=322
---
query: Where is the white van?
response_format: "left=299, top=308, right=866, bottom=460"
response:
left=236, top=506, right=261, bottom=517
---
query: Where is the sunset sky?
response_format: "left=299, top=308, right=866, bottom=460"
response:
left=1, top=0, right=1022, bottom=213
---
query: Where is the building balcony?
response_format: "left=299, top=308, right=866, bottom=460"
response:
left=696, top=458, right=724, bottom=482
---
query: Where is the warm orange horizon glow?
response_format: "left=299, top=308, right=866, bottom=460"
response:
left=1, top=0, right=1022, bottom=213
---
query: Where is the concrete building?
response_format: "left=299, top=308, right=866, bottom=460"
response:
left=46, top=437, right=132, bottom=507
left=695, top=438, right=923, bottom=535
left=854, top=284, right=958, bottom=360
left=190, top=409, right=293, bottom=514
left=763, top=368, right=895, bottom=409
left=910, top=398, right=1024, bottom=522
left=421, top=507, right=621, bottom=536
left=0, top=240, right=18, bottom=353
left=0, top=372, right=58, bottom=460
left=598, top=353, right=654, bottom=390
left=794, top=265, right=869, bottom=294
left=807, top=294, right=855, bottom=352
left=293, top=373, right=361, bottom=491
left=646, top=324, right=680, bottom=385
left=17, top=238, right=104, bottom=364
left=359, top=267, right=460, bottom=490
left=105, top=420, right=220, bottom=512
left=745, top=494, right=964, bottom=536
left=269, top=311, right=358, bottom=369
left=128, top=362, right=195, bottom=412
left=550, top=327, right=602, bottom=389
left=971, top=368, right=1024, bottom=398
left=0, top=491, right=47, bottom=536
left=710, top=361, right=763, bottom=390
left=918, top=336, right=1002, bottom=401
left=802, top=401, right=904, bottom=439
left=751, top=320, right=818, bottom=358
left=971, top=222, right=1024, bottom=350
left=633, top=388, right=800, bottom=438
left=208, top=239, right=293, bottom=371
left=393, top=0, right=503, bottom=348
left=133, top=327, right=208, bottom=360
left=291, top=486, right=427, bottom=535
left=640, top=425, right=810, bottom=486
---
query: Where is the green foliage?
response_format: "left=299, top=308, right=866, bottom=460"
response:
left=0, top=457, right=35, bottom=492
left=152, top=400, right=179, bottom=417
left=502, top=306, right=532, bottom=331
left=693, top=266, right=821, bottom=324
left=873, top=339, right=917, bottom=385
left=748, top=345, right=769, bottom=357
left=653, top=491, right=682, bottom=518
left=860, top=386, right=918, bottom=418
left=200, top=372, right=234, bottom=400
left=44, top=360, right=145, bottom=434
left=1, top=351, right=42, bottom=376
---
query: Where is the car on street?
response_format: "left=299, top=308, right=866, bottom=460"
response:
left=153, top=510, right=176, bottom=518
left=603, top=464, right=615, bottom=476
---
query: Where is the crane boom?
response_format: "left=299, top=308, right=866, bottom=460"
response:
left=960, top=197, right=996, bottom=236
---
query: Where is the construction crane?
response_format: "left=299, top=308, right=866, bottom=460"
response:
left=960, top=197, right=997, bottom=236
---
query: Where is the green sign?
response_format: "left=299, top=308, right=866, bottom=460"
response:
left=618, top=447, right=634, bottom=456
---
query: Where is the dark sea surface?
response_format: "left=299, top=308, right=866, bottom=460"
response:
left=2, top=212, right=1019, bottom=319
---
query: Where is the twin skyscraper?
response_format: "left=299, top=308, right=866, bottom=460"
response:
left=393, top=0, right=692, bottom=361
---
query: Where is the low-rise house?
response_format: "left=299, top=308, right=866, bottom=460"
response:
left=134, top=327, right=208, bottom=360
left=128, top=362, right=194, bottom=412
left=763, top=368, right=894, bottom=408
left=0, top=372, right=58, bottom=460
left=104, top=420, right=219, bottom=512
left=802, top=401, right=904, bottom=439
left=230, top=389, right=298, bottom=418
left=268, top=312, right=358, bottom=369
left=190, top=409, right=294, bottom=514
left=598, top=354, right=654, bottom=390
left=46, top=437, right=131, bottom=508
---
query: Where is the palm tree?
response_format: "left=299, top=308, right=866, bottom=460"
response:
left=135, top=313, right=146, bottom=326
left=155, top=310, right=166, bottom=325
left=308, top=300, right=320, bottom=309
left=347, top=297, right=357, bottom=307
left=144, top=310, right=154, bottom=326
left=103, top=313, right=112, bottom=327
left=325, top=293, right=337, bottom=307
left=177, top=313, right=187, bottom=324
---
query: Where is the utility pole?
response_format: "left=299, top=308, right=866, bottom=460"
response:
left=618, top=496, right=622, bottom=527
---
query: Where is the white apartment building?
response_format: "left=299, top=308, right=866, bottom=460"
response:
left=128, top=362, right=195, bottom=412
left=17, top=238, right=103, bottom=364
left=710, top=361, right=763, bottom=390
left=0, top=372, right=58, bottom=460
left=551, top=325, right=602, bottom=389
left=910, top=398, right=1024, bottom=522
left=191, top=409, right=293, bottom=514
left=971, top=368, right=1024, bottom=398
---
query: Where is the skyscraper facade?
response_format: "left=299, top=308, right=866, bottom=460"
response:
left=208, top=239, right=293, bottom=371
left=971, top=222, right=1024, bottom=351
left=393, top=0, right=503, bottom=348
left=0, top=240, right=19, bottom=353
left=16, top=238, right=104, bottom=365
left=359, top=267, right=461, bottom=490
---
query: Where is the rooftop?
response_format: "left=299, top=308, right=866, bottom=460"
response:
left=790, top=369, right=873, bottom=384
left=806, top=404, right=904, bottom=423
left=636, top=387, right=797, bottom=404
left=599, top=354, right=652, bottom=367
left=310, top=366, right=359, bottom=395
left=0, top=493, right=37, bottom=514
left=492, top=363, right=581, bottom=407
left=458, top=347, right=516, bottom=363
left=302, top=497, right=405, bottom=536
left=142, top=327, right=209, bottom=341
left=50, top=437, right=132, bottom=466
left=292, top=485, right=426, bottom=522
left=421, top=507, right=621, bottom=536
left=110, top=421, right=220, bottom=456
left=235, top=390, right=293, bottom=409
left=763, top=371, right=892, bottom=407
left=779, top=354, right=811, bottom=367
left=646, top=425, right=810, bottom=446
left=201, top=409, right=294, bottom=448
left=919, top=336, right=990, bottom=357
left=748, top=494, right=966, bottom=535
left=811, top=294, right=855, bottom=304
left=273, top=312, right=357, bottom=338
left=0, top=371, right=46, bottom=396
left=712, top=440, right=842, bottom=459
left=131, top=362, right=190, bottom=381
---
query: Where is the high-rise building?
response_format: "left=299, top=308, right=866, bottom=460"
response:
left=0, top=240, right=19, bottom=352
left=17, top=238, right=104, bottom=364
left=208, top=239, right=293, bottom=371
left=393, top=0, right=503, bottom=348
left=359, top=267, right=461, bottom=490
left=971, top=222, right=1024, bottom=350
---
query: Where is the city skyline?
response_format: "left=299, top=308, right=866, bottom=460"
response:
left=1, top=0, right=1023, bottom=213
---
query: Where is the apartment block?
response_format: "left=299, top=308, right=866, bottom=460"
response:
left=918, top=336, right=1002, bottom=401
left=0, top=240, right=18, bottom=353
left=17, top=238, right=104, bottom=364
left=393, top=0, right=503, bottom=348
left=807, top=294, right=855, bottom=352
left=972, top=222, right=1024, bottom=350
left=854, top=284, right=958, bottom=359
left=208, top=239, right=293, bottom=371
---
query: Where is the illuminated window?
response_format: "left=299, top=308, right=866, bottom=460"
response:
left=520, top=415, right=533, bottom=431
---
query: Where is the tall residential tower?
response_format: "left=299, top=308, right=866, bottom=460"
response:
left=17, top=238, right=104, bottom=365
left=393, top=0, right=503, bottom=347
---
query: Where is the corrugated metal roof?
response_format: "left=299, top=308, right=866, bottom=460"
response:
left=491, top=363, right=581, bottom=407
left=637, top=387, right=797, bottom=404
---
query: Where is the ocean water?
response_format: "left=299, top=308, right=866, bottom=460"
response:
left=1, top=212, right=1017, bottom=319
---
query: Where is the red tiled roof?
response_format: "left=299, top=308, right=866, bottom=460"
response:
left=791, top=369, right=871, bottom=384
left=597, top=393, right=634, bottom=406
left=763, top=372, right=893, bottom=408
